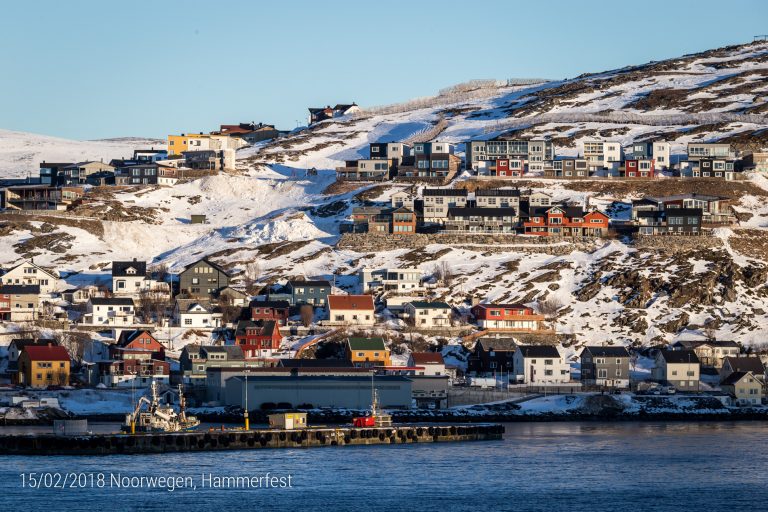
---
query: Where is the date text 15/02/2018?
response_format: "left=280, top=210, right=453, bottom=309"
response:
left=20, top=472, right=294, bottom=492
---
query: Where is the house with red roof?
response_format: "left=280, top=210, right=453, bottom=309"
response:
left=16, top=345, right=70, bottom=387
left=328, top=294, right=375, bottom=326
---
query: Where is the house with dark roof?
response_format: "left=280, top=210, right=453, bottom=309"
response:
left=522, top=204, right=609, bottom=237
left=579, top=346, right=630, bottom=388
left=173, top=298, right=222, bottom=329
left=720, top=356, right=766, bottom=383
left=250, top=299, right=290, bottom=325
left=513, top=345, right=570, bottom=384
left=404, top=301, right=451, bottom=328
left=178, top=259, right=231, bottom=299
left=671, top=339, right=740, bottom=368
left=111, top=259, right=148, bottom=296
left=346, top=337, right=391, bottom=368
left=113, top=329, right=165, bottom=360
left=652, top=350, right=700, bottom=390
left=0, top=284, right=41, bottom=321
left=180, top=344, right=246, bottom=384
left=268, top=279, right=332, bottom=307
left=444, top=207, right=518, bottom=234
left=636, top=208, right=703, bottom=236
left=720, top=371, right=764, bottom=405
left=234, top=319, right=283, bottom=357
left=422, top=188, right=469, bottom=225
left=467, top=337, right=517, bottom=375
left=308, top=103, right=360, bottom=124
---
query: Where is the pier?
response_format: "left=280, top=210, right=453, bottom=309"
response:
left=0, top=424, right=504, bottom=455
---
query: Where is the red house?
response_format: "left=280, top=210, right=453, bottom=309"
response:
left=484, top=158, right=525, bottom=178
left=235, top=319, right=283, bottom=357
left=523, top=205, right=609, bottom=237
left=470, top=303, right=545, bottom=331
left=623, top=158, right=655, bottom=178
left=112, top=329, right=165, bottom=360
left=251, top=300, right=290, bottom=326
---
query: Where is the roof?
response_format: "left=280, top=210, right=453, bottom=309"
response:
left=647, top=193, right=727, bottom=203
left=582, top=346, right=630, bottom=358
left=517, top=345, right=561, bottom=358
left=328, top=294, right=374, bottom=311
left=175, top=299, right=214, bottom=313
left=0, top=284, right=41, bottom=295
left=22, top=345, right=70, bottom=362
left=721, top=371, right=759, bottom=386
left=410, top=352, right=445, bottom=365
left=674, top=339, right=740, bottom=349
left=473, top=303, right=531, bottom=310
left=475, top=188, right=521, bottom=197
left=202, top=345, right=244, bottom=360
left=90, top=297, right=135, bottom=306
left=659, top=349, right=700, bottom=364
left=448, top=207, right=517, bottom=217
left=235, top=319, right=278, bottom=337
left=277, top=359, right=353, bottom=368
left=289, top=279, right=331, bottom=287
left=423, top=188, right=467, bottom=197
left=347, top=337, right=386, bottom=351
left=10, top=338, right=57, bottom=349
left=250, top=300, right=290, bottom=309
left=117, top=330, right=158, bottom=347
left=408, top=301, right=450, bottom=309
left=112, top=259, right=147, bottom=277
left=183, top=258, right=230, bottom=276
left=723, top=356, right=765, bottom=374
left=475, top=337, right=518, bottom=352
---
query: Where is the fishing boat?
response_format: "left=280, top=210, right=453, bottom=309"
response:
left=123, top=381, right=200, bottom=433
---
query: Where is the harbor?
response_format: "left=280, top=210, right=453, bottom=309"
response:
left=0, top=423, right=504, bottom=455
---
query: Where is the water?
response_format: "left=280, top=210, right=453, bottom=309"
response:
left=1, top=421, right=767, bottom=511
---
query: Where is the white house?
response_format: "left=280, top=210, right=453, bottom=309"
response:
left=173, top=299, right=222, bottom=329
left=405, top=301, right=451, bottom=328
left=513, top=345, right=570, bottom=384
left=1, top=260, right=59, bottom=295
left=651, top=350, right=700, bottom=391
left=111, top=260, right=170, bottom=299
left=390, top=191, right=414, bottom=209
left=359, top=267, right=424, bottom=294
left=83, top=297, right=136, bottom=325
left=327, top=294, right=375, bottom=326
left=653, top=141, right=671, bottom=169
left=408, top=352, right=446, bottom=376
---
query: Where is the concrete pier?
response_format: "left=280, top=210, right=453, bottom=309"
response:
left=0, top=424, right=504, bottom=455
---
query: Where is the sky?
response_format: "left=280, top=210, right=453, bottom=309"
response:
left=1, top=0, right=767, bottom=140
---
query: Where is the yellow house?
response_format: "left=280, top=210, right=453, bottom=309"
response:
left=346, top=337, right=391, bottom=368
left=167, top=133, right=209, bottom=156
left=17, top=345, right=70, bottom=388
left=721, top=371, right=764, bottom=406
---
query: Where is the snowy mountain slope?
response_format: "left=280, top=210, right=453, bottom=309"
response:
left=0, top=129, right=165, bottom=179
left=2, top=41, right=768, bottom=352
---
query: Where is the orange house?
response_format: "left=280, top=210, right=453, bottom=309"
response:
left=392, top=207, right=417, bottom=235
left=524, top=205, right=608, bottom=237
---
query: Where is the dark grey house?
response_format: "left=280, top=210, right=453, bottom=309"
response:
left=637, top=208, right=703, bottom=235
left=268, top=279, right=332, bottom=307
left=179, top=344, right=244, bottom=385
left=178, top=259, right=231, bottom=299
left=444, top=207, right=517, bottom=234
left=580, top=346, right=631, bottom=389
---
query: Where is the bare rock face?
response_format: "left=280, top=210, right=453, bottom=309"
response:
left=660, top=312, right=690, bottom=333
left=578, top=394, right=626, bottom=415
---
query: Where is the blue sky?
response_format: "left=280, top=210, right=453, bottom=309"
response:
left=1, top=0, right=767, bottom=140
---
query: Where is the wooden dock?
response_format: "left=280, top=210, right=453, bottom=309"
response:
left=0, top=423, right=504, bottom=455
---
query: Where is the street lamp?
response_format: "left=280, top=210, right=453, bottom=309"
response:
left=243, top=365, right=251, bottom=431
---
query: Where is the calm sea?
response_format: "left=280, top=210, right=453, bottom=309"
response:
left=1, top=421, right=766, bottom=511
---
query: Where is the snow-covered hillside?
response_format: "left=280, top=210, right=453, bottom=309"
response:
left=2, top=41, right=768, bottom=352
left=0, top=129, right=165, bottom=179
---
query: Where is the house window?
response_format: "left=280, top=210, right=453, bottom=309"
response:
left=184, top=319, right=192, bottom=325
